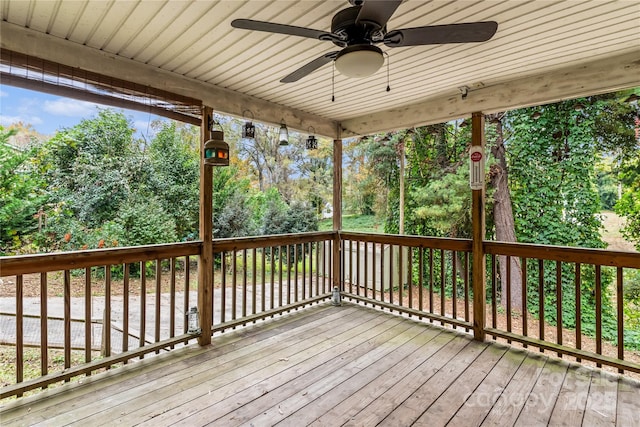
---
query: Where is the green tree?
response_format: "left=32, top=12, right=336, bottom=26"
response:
left=0, top=127, right=47, bottom=253
left=147, top=121, right=200, bottom=239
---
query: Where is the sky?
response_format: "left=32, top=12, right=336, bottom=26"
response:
left=0, top=84, right=167, bottom=139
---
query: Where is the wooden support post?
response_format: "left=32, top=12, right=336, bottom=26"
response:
left=198, top=106, right=214, bottom=345
left=333, top=137, right=342, bottom=291
left=472, top=112, right=486, bottom=341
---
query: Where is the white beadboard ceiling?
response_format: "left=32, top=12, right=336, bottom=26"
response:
left=1, top=0, right=639, bottom=138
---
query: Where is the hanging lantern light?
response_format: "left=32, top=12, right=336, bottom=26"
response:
left=279, top=119, right=289, bottom=146
left=306, top=126, right=318, bottom=150
left=242, top=109, right=255, bottom=140
left=204, top=118, right=229, bottom=166
left=186, top=306, right=201, bottom=334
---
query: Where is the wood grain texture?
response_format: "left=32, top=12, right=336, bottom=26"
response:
left=1, top=303, right=637, bottom=427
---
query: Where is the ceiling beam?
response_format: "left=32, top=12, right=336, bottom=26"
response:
left=340, top=50, right=640, bottom=137
left=0, top=23, right=339, bottom=139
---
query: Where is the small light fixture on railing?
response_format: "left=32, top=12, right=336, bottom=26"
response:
left=186, top=306, right=201, bottom=334
left=204, top=118, right=229, bottom=167
left=331, top=287, right=342, bottom=306
left=306, top=126, right=318, bottom=150
left=279, top=119, right=289, bottom=146
left=242, top=109, right=255, bottom=140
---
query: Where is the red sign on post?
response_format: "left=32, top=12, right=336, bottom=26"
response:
left=470, top=151, right=483, bottom=162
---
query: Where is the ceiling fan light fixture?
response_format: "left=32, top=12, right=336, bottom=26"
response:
left=335, top=45, right=384, bottom=78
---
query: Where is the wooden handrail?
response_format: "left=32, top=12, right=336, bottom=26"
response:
left=339, top=231, right=472, bottom=251
left=211, top=231, right=335, bottom=251
left=0, top=242, right=202, bottom=277
left=484, top=241, right=640, bottom=268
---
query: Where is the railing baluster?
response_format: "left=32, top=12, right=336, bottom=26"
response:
left=464, top=252, right=470, bottom=331
left=372, top=242, right=377, bottom=305
left=124, top=263, right=131, bottom=355
left=617, top=267, right=624, bottom=374
left=419, top=247, right=424, bottom=315
left=440, top=249, right=445, bottom=325
left=270, top=247, right=275, bottom=310
left=287, top=245, right=292, bottom=305
left=242, top=249, right=247, bottom=318
left=300, top=243, right=307, bottom=300
left=491, top=254, right=497, bottom=335
left=452, top=250, right=457, bottom=326
left=279, top=246, right=284, bottom=308
left=538, top=259, right=544, bottom=353
left=407, top=247, right=413, bottom=314
left=364, top=242, right=369, bottom=302
left=232, top=250, right=237, bottom=322
left=252, top=248, right=257, bottom=316
left=356, top=240, right=361, bottom=296
left=308, top=242, right=313, bottom=298
left=398, top=244, right=403, bottom=308
left=296, top=245, right=300, bottom=302
left=64, top=270, right=72, bottom=377
left=184, top=256, right=190, bottom=333
left=170, top=259, right=176, bottom=342
left=521, top=258, right=527, bottom=348
left=389, top=244, right=394, bottom=306
left=429, top=248, right=434, bottom=320
left=261, top=248, right=266, bottom=313
left=506, top=255, right=512, bottom=343
left=105, top=265, right=112, bottom=362
left=556, top=260, right=562, bottom=357
left=595, top=264, right=602, bottom=367
left=315, top=242, right=320, bottom=297
left=575, top=262, right=581, bottom=361
left=41, top=272, right=49, bottom=381
left=16, top=274, right=23, bottom=391
left=221, top=253, right=227, bottom=323
left=154, top=261, right=160, bottom=352
left=140, top=261, right=146, bottom=357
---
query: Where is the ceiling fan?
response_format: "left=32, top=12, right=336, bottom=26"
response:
left=231, top=0, right=498, bottom=83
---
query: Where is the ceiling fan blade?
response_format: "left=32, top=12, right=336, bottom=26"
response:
left=356, top=0, right=403, bottom=27
left=280, top=52, right=339, bottom=83
left=384, top=21, right=498, bottom=47
left=231, top=19, right=332, bottom=40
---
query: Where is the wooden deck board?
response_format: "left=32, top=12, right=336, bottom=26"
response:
left=1, top=302, right=638, bottom=427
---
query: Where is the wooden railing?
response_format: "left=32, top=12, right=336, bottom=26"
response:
left=2, top=231, right=638, bottom=399
left=0, top=242, right=201, bottom=398
left=484, top=241, right=640, bottom=374
left=210, top=232, right=335, bottom=332
left=339, top=232, right=474, bottom=331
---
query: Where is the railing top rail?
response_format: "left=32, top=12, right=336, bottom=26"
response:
left=212, top=231, right=336, bottom=252
left=0, top=241, right=202, bottom=277
left=484, top=241, right=640, bottom=269
left=339, top=231, right=472, bottom=251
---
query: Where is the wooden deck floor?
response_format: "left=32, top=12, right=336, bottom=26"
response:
left=1, top=302, right=639, bottom=426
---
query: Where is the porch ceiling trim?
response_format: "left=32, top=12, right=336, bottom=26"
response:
left=341, top=51, right=640, bottom=137
left=0, top=23, right=339, bottom=139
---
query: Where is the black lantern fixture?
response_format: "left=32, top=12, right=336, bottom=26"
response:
left=204, top=117, right=229, bottom=167
left=279, top=119, right=289, bottom=146
left=306, top=126, right=318, bottom=150
left=242, top=109, right=255, bottom=140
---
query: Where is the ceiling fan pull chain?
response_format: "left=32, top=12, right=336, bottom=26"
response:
left=332, top=62, right=336, bottom=102
left=385, top=52, right=391, bottom=92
